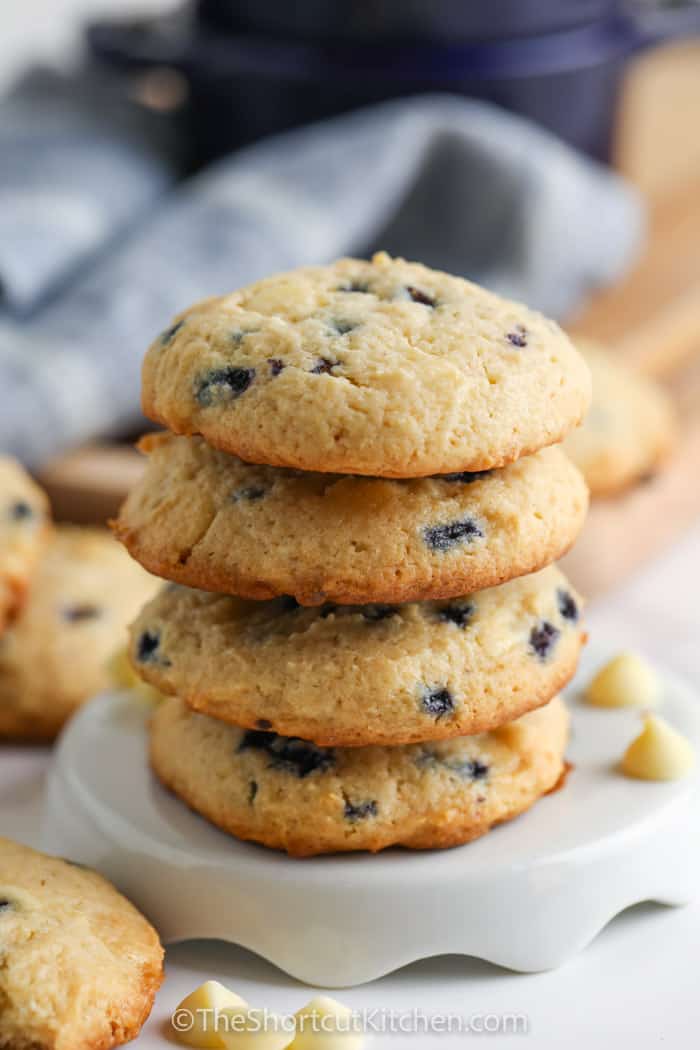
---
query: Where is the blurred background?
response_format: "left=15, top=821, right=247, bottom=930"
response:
left=2, top=0, right=700, bottom=597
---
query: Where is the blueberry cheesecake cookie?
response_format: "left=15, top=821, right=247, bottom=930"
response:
left=0, top=837, right=163, bottom=1050
left=141, top=253, right=591, bottom=477
left=115, top=434, right=588, bottom=604
left=0, top=527, right=159, bottom=740
left=564, top=341, right=675, bottom=496
left=0, top=457, right=50, bottom=634
left=131, top=565, right=583, bottom=746
left=150, top=695, right=569, bottom=855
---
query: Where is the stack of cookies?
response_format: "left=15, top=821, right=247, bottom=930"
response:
left=116, top=252, right=591, bottom=856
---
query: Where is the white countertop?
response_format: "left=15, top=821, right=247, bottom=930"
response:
left=4, top=522, right=700, bottom=1047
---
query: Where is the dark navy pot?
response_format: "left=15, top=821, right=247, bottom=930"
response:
left=88, top=1, right=700, bottom=167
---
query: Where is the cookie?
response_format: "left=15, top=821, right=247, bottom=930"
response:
left=115, top=434, right=588, bottom=605
left=131, top=565, right=584, bottom=746
left=564, top=341, right=675, bottom=496
left=141, top=253, right=591, bottom=477
left=0, top=527, right=159, bottom=741
left=0, top=836, right=163, bottom=1050
left=150, top=695, right=570, bottom=855
left=0, top=457, right=50, bottom=634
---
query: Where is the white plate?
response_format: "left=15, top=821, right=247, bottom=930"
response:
left=42, top=645, right=700, bottom=987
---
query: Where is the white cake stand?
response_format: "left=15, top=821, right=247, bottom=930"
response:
left=42, top=645, right=700, bottom=988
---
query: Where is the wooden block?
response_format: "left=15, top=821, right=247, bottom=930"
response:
left=562, top=416, right=700, bottom=599
left=38, top=445, right=144, bottom=524
left=568, top=177, right=700, bottom=372
left=564, top=41, right=700, bottom=596
left=615, top=39, right=700, bottom=202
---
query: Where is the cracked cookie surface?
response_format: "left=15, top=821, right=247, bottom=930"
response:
left=149, top=695, right=570, bottom=855
left=131, top=565, right=584, bottom=746
left=0, top=836, right=163, bottom=1050
left=141, top=253, right=591, bottom=477
left=115, top=434, right=587, bottom=605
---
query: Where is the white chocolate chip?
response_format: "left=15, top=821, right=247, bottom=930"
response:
left=172, top=987, right=361, bottom=1050
left=291, top=996, right=364, bottom=1050
left=172, top=981, right=249, bottom=1048
left=108, top=647, right=164, bottom=704
left=586, top=652, right=659, bottom=709
left=621, top=715, right=695, bottom=781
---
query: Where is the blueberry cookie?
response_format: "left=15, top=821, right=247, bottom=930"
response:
left=0, top=527, right=159, bottom=741
left=115, top=434, right=588, bottom=605
left=0, top=457, right=50, bottom=634
left=150, top=695, right=570, bottom=855
left=564, top=341, right=676, bottom=496
left=0, top=836, right=163, bottom=1050
left=131, top=565, right=583, bottom=746
left=141, top=253, right=591, bottom=477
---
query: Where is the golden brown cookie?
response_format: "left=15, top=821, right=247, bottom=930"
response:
left=0, top=457, right=50, bottom=634
left=131, top=565, right=584, bottom=746
left=0, top=836, right=163, bottom=1050
left=141, top=253, right=591, bottom=477
left=150, top=695, right=570, bottom=856
left=115, top=434, right=587, bottom=605
left=564, top=341, right=676, bottom=496
left=0, top=527, right=159, bottom=741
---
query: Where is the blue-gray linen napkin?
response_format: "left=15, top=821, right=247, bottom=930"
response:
left=0, top=91, right=642, bottom=466
left=0, top=68, right=177, bottom=315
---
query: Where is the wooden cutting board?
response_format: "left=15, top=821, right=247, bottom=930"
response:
left=39, top=40, right=700, bottom=598
left=564, top=40, right=700, bottom=597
